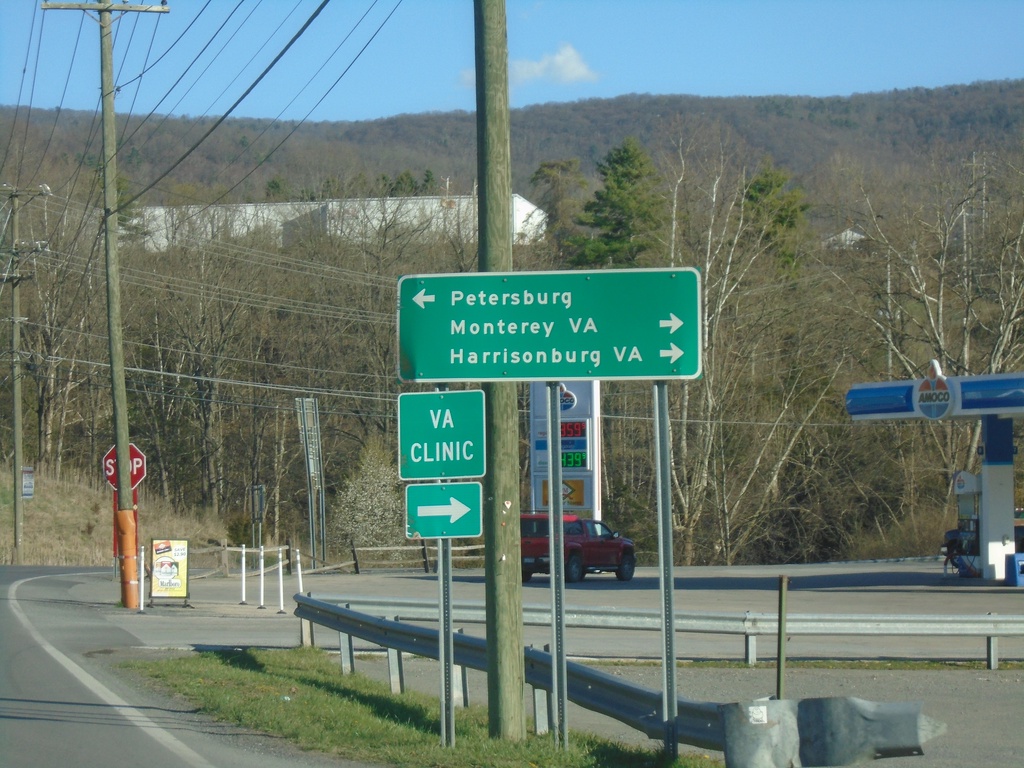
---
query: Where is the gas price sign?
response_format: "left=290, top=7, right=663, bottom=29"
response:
left=535, top=419, right=591, bottom=470
left=559, top=420, right=588, bottom=468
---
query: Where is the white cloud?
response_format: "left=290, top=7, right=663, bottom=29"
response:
left=461, top=43, right=598, bottom=90
left=510, top=43, right=598, bottom=86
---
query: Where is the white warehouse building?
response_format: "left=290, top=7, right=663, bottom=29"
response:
left=136, top=194, right=547, bottom=252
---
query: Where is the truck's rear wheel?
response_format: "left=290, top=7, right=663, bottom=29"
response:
left=565, top=553, right=585, bottom=583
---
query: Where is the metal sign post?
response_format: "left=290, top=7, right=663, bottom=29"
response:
left=396, top=267, right=704, bottom=759
left=438, top=537, right=455, bottom=747
left=400, top=386, right=486, bottom=747
left=546, top=381, right=569, bottom=748
left=653, top=381, right=678, bottom=758
left=295, top=398, right=324, bottom=567
left=250, top=484, right=265, bottom=548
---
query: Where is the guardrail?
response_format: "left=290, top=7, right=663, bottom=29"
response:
left=309, top=595, right=1024, bottom=669
left=295, top=594, right=726, bottom=749
left=293, top=594, right=944, bottom=767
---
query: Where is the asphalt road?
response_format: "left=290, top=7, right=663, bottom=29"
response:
left=1, top=566, right=368, bottom=768
left=2, top=559, right=1022, bottom=767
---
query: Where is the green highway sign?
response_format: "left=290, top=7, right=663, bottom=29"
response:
left=397, top=268, right=701, bottom=382
left=405, top=482, right=483, bottom=539
left=398, top=390, right=486, bottom=480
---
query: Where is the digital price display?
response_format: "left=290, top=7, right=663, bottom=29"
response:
left=559, top=421, right=588, bottom=469
left=533, top=420, right=592, bottom=470
left=561, top=451, right=587, bottom=468
left=561, top=421, right=587, bottom=439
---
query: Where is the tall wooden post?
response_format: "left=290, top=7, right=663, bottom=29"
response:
left=474, top=0, right=525, bottom=740
left=42, top=1, right=169, bottom=606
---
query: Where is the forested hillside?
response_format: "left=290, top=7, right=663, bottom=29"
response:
left=2, top=79, right=1023, bottom=566
left=3, top=79, right=1023, bottom=203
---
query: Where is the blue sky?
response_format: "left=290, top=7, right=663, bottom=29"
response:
left=2, top=0, right=1022, bottom=123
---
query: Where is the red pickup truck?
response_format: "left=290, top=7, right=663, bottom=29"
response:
left=520, top=513, right=636, bottom=583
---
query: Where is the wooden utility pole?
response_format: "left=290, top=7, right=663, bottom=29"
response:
left=474, top=0, right=525, bottom=739
left=2, top=184, right=48, bottom=564
left=42, top=2, right=169, bottom=606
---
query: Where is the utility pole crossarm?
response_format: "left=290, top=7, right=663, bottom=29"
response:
left=42, top=3, right=168, bottom=13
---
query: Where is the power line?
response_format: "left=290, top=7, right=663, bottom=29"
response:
left=115, top=0, right=334, bottom=214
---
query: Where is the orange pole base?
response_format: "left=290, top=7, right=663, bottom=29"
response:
left=115, top=507, right=139, bottom=609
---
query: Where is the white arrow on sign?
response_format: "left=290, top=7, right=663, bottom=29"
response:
left=416, top=496, right=472, bottom=523
left=413, top=288, right=435, bottom=309
left=660, top=343, right=684, bottom=363
left=659, top=313, right=683, bottom=333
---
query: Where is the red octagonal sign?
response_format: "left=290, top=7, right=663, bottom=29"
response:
left=103, top=443, right=147, bottom=490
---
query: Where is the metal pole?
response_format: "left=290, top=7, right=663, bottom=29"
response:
left=546, top=381, right=568, bottom=748
left=777, top=575, right=790, bottom=700
left=315, top=405, right=326, bottom=566
left=653, top=381, right=678, bottom=758
left=439, top=538, right=455, bottom=746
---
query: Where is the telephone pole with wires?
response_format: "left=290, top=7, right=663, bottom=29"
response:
left=2, top=183, right=50, bottom=565
left=42, top=1, right=169, bottom=605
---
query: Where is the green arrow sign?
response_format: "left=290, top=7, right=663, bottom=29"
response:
left=405, top=482, right=483, bottom=539
left=397, top=268, right=701, bottom=382
left=398, top=390, right=485, bottom=480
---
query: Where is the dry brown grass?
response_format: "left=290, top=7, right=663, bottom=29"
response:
left=845, top=509, right=953, bottom=562
left=1, top=466, right=227, bottom=566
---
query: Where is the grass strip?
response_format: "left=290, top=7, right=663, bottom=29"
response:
left=125, top=646, right=721, bottom=768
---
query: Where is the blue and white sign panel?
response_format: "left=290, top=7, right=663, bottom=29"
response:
left=847, top=359, right=1024, bottom=421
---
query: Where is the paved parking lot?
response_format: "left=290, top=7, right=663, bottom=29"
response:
left=67, top=558, right=1024, bottom=767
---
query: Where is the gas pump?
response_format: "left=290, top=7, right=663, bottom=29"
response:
left=942, top=470, right=981, bottom=577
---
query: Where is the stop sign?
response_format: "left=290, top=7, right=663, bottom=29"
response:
left=103, top=443, right=147, bottom=490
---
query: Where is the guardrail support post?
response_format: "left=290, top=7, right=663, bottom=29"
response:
left=388, top=645, right=405, bottom=694
left=533, top=685, right=549, bottom=735
left=339, top=631, right=354, bottom=673
left=745, top=634, right=757, bottom=666
left=986, top=635, right=999, bottom=670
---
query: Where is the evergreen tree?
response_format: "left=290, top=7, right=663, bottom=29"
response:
left=745, top=159, right=809, bottom=271
left=530, top=158, right=587, bottom=260
left=570, top=137, right=663, bottom=267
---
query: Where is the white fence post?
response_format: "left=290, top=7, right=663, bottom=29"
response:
left=239, top=544, right=247, bottom=605
left=137, top=542, right=145, bottom=613
left=277, top=547, right=286, bottom=614
left=258, top=545, right=266, bottom=609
